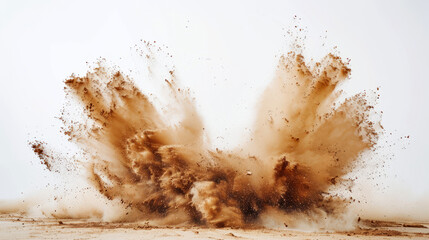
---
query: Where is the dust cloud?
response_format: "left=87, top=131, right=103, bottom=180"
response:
left=22, top=42, right=381, bottom=229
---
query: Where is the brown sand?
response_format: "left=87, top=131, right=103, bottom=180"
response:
left=1, top=214, right=428, bottom=240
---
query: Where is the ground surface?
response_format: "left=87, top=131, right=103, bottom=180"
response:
left=1, top=215, right=428, bottom=240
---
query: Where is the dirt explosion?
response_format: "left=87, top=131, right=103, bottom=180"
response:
left=29, top=44, right=380, bottom=228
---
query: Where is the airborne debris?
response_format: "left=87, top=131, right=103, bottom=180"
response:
left=30, top=42, right=380, bottom=228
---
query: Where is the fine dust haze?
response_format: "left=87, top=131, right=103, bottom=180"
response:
left=4, top=38, right=385, bottom=229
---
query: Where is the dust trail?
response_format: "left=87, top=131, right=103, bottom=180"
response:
left=24, top=43, right=380, bottom=228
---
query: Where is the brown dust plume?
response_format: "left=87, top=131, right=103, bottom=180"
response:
left=29, top=48, right=380, bottom=228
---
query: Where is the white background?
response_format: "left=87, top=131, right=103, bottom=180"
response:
left=0, top=0, right=428, bottom=220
